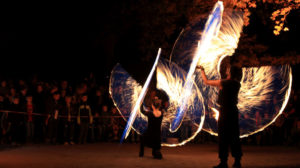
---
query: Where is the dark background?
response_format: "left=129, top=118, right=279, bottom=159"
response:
left=0, top=1, right=299, bottom=84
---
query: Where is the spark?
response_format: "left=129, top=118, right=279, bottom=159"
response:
left=170, top=1, right=224, bottom=133
left=110, top=57, right=206, bottom=147
left=156, top=60, right=205, bottom=146
left=120, top=48, right=161, bottom=143
left=211, top=107, right=219, bottom=121
left=238, top=66, right=292, bottom=138
left=169, top=4, right=292, bottom=138
left=111, top=0, right=293, bottom=147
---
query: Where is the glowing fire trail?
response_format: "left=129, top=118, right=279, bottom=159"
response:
left=112, top=0, right=292, bottom=145
left=156, top=59, right=206, bottom=146
left=120, top=48, right=161, bottom=143
left=211, top=107, right=219, bottom=121
left=170, top=1, right=224, bottom=132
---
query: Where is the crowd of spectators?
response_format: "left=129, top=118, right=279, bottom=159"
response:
left=0, top=72, right=299, bottom=147
left=0, top=73, right=130, bottom=146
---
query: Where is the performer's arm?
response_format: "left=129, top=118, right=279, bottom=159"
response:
left=197, top=66, right=222, bottom=88
left=151, top=105, right=162, bottom=118
left=140, top=104, right=151, bottom=117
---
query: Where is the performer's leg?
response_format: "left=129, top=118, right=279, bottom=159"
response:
left=139, top=135, right=144, bottom=157
left=230, top=128, right=242, bottom=168
left=218, top=137, right=228, bottom=166
left=214, top=127, right=229, bottom=168
left=152, top=140, right=162, bottom=159
left=152, top=148, right=162, bottom=159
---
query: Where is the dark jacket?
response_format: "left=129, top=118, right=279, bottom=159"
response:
left=62, top=103, right=77, bottom=122
left=46, top=98, right=62, bottom=120
left=78, top=102, right=92, bottom=123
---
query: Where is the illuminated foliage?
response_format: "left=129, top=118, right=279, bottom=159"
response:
left=117, top=0, right=299, bottom=65
left=224, top=0, right=300, bottom=35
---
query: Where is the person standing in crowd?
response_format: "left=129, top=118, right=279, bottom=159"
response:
left=25, top=95, right=35, bottom=143
left=0, top=95, right=9, bottom=144
left=45, top=92, right=62, bottom=144
left=62, top=95, right=76, bottom=145
left=78, top=94, right=93, bottom=144
left=93, top=89, right=104, bottom=142
left=60, top=90, right=67, bottom=102
left=101, top=105, right=110, bottom=142
left=17, top=80, right=27, bottom=92
left=110, top=107, right=120, bottom=142
left=197, top=65, right=243, bottom=168
left=0, top=95, right=3, bottom=142
left=283, top=92, right=299, bottom=145
left=60, top=80, right=69, bottom=92
left=9, top=96, right=25, bottom=145
left=19, top=86, right=28, bottom=107
left=33, top=84, right=46, bottom=143
left=0, top=81, right=9, bottom=97
left=294, top=90, right=300, bottom=146
left=8, top=88, right=17, bottom=103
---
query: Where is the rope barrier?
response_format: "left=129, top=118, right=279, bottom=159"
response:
left=0, top=110, right=126, bottom=118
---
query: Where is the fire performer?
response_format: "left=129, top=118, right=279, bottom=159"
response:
left=139, top=89, right=168, bottom=159
left=197, top=65, right=243, bottom=168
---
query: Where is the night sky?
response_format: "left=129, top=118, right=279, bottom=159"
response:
left=0, top=1, right=299, bottom=83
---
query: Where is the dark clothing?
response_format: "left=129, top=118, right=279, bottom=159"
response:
left=140, top=105, right=163, bottom=150
left=47, top=118, right=58, bottom=143
left=19, top=95, right=27, bottom=110
left=9, top=103, right=26, bottom=144
left=78, top=102, right=92, bottom=123
left=0, top=86, right=9, bottom=96
left=46, top=99, right=62, bottom=119
left=92, top=96, right=103, bottom=114
left=33, top=92, right=46, bottom=115
left=33, top=92, right=46, bottom=143
left=100, top=110, right=111, bottom=142
left=78, top=102, right=93, bottom=144
left=78, top=122, right=89, bottom=144
left=45, top=99, right=62, bottom=143
left=25, top=103, right=35, bottom=143
left=217, top=80, right=242, bottom=160
left=62, top=103, right=76, bottom=142
left=218, top=80, right=240, bottom=108
left=62, top=103, right=77, bottom=122
left=64, top=122, right=75, bottom=142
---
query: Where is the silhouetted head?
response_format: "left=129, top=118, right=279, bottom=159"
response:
left=65, top=96, right=72, bottom=104
left=26, top=96, right=33, bottom=103
left=220, top=57, right=242, bottom=81
left=81, top=94, right=88, bottom=102
left=53, top=92, right=60, bottom=101
left=229, top=66, right=242, bottom=81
